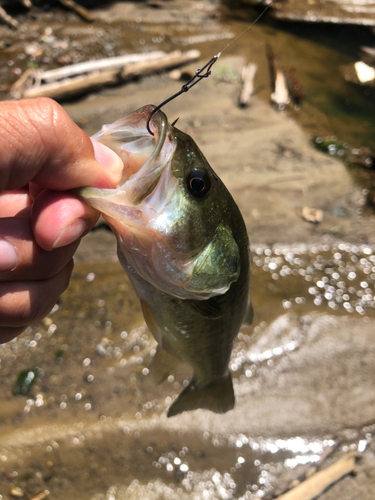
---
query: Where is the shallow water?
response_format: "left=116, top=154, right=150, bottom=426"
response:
left=1, top=242, right=374, bottom=499
left=1, top=3, right=375, bottom=499
left=0, top=4, right=374, bottom=152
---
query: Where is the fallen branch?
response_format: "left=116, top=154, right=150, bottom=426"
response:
left=238, top=62, right=257, bottom=107
left=265, top=440, right=340, bottom=500
left=0, top=5, right=19, bottom=28
left=20, top=50, right=200, bottom=100
left=30, top=491, right=49, bottom=500
left=277, top=452, right=358, bottom=500
left=23, top=69, right=122, bottom=99
left=121, top=49, right=200, bottom=79
left=39, top=51, right=166, bottom=83
left=57, top=0, right=93, bottom=21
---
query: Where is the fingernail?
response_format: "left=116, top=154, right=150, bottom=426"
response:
left=0, top=239, right=18, bottom=271
left=52, top=219, right=87, bottom=249
left=91, top=139, right=123, bottom=182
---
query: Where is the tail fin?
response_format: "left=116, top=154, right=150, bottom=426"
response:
left=167, top=372, right=235, bottom=418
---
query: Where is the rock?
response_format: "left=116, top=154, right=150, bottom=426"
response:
left=302, top=206, right=324, bottom=224
left=9, top=486, right=24, bottom=498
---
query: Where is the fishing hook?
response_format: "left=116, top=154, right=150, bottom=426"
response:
left=146, top=54, right=220, bottom=136
left=146, top=0, right=276, bottom=135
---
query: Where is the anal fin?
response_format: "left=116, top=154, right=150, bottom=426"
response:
left=149, top=345, right=183, bottom=386
left=244, top=300, right=254, bottom=326
left=167, top=372, right=235, bottom=418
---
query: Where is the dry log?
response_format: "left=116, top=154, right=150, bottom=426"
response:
left=22, top=50, right=201, bottom=100
left=277, top=452, right=357, bottom=500
left=38, top=51, right=166, bottom=83
left=57, top=0, right=93, bottom=22
left=238, top=62, right=257, bottom=107
left=0, top=5, right=18, bottom=28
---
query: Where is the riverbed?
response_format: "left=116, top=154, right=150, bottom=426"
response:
left=0, top=2, right=375, bottom=499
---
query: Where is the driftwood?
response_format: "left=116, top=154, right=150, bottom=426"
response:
left=23, top=69, right=122, bottom=99
left=37, top=51, right=166, bottom=83
left=266, top=44, right=290, bottom=109
left=0, top=5, right=18, bottom=28
left=18, top=50, right=200, bottom=100
left=56, top=0, right=92, bottom=21
left=121, top=49, right=200, bottom=79
left=265, top=440, right=340, bottom=500
left=271, top=69, right=290, bottom=108
left=277, top=452, right=358, bottom=500
left=238, top=63, right=257, bottom=107
left=30, top=491, right=50, bottom=500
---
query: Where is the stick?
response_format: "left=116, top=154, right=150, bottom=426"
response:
left=121, top=49, right=200, bottom=79
left=276, top=452, right=357, bottom=500
left=9, top=68, right=36, bottom=99
left=0, top=5, right=19, bottom=28
left=30, top=491, right=49, bottom=500
left=38, top=51, right=166, bottom=83
left=23, top=69, right=122, bottom=99
left=265, top=440, right=340, bottom=500
left=57, top=0, right=93, bottom=22
left=22, top=50, right=201, bottom=100
left=238, top=62, right=257, bottom=107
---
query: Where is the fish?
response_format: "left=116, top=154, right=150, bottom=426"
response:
left=75, top=105, right=251, bottom=417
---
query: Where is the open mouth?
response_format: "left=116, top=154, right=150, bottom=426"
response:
left=92, top=105, right=174, bottom=206
left=74, top=106, right=176, bottom=225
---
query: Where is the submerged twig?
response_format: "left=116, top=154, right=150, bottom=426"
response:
left=265, top=440, right=340, bottom=499
left=277, top=451, right=358, bottom=500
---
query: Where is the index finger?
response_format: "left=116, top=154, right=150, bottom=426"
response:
left=0, top=98, right=123, bottom=192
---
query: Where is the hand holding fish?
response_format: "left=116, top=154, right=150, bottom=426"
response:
left=0, top=98, right=123, bottom=343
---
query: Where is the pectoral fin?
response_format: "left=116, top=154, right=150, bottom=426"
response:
left=185, top=225, right=240, bottom=296
left=167, top=372, right=235, bottom=418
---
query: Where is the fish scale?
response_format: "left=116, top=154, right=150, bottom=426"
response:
left=75, top=105, right=251, bottom=417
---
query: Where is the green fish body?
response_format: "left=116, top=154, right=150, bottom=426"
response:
left=75, top=105, right=251, bottom=417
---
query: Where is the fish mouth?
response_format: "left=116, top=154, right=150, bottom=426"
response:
left=74, top=105, right=176, bottom=225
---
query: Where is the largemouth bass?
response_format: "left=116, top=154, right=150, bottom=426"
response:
left=76, top=105, right=251, bottom=417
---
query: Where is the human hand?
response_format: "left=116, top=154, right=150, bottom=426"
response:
left=0, top=98, right=123, bottom=343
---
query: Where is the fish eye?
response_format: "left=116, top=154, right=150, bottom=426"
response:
left=186, top=169, right=211, bottom=198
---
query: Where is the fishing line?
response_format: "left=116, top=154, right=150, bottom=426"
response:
left=146, top=0, right=276, bottom=135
